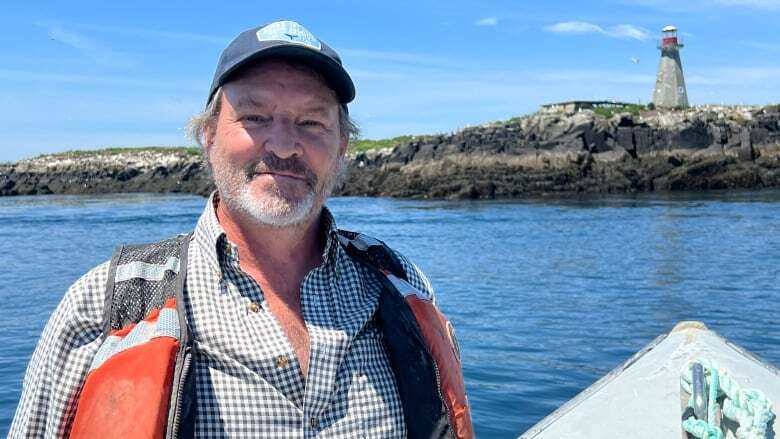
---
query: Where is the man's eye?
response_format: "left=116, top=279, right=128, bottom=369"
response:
left=241, top=115, right=270, bottom=123
left=300, top=120, right=324, bottom=127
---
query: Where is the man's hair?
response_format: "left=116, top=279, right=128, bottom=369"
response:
left=186, top=61, right=360, bottom=150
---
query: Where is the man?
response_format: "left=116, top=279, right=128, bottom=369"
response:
left=10, top=20, right=471, bottom=438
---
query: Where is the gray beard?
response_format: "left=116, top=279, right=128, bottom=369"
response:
left=210, top=152, right=346, bottom=228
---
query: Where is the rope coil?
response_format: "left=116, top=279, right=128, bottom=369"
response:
left=680, top=359, right=775, bottom=439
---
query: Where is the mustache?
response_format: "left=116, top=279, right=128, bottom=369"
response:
left=244, top=155, right=318, bottom=188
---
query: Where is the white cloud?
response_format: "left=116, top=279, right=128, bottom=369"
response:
left=0, top=68, right=202, bottom=91
left=545, top=21, right=651, bottom=41
left=37, top=21, right=137, bottom=69
left=476, top=17, right=499, bottom=26
left=608, top=25, right=651, bottom=40
left=36, top=19, right=228, bottom=45
left=545, top=21, right=604, bottom=34
left=80, top=23, right=228, bottom=45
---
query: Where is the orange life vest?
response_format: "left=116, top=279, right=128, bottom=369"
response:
left=69, top=231, right=473, bottom=438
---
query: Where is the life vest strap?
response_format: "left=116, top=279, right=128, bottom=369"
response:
left=337, top=229, right=475, bottom=439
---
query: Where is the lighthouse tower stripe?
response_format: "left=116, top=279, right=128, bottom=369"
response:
left=89, top=305, right=180, bottom=372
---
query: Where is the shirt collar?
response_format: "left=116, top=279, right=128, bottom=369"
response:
left=193, top=191, right=341, bottom=274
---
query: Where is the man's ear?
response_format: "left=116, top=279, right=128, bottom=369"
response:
left=203, top=120, right=216, bottom=153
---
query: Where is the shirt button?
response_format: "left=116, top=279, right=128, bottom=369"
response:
left=309, top=417, right=319, bottom=429
left=247, top=302, right=260, bottom=313
left=275, top=355, right=289, bottom=369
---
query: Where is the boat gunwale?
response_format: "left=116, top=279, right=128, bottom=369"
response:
left=519, top=332, right=668, bottom=438
left=519, top=323, right=780, bottom=438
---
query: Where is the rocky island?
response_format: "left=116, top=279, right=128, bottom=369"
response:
left=2, top=104, right=780, bottom=199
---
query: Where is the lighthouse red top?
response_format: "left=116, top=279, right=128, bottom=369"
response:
left=660, top=25, right=683, bottom=49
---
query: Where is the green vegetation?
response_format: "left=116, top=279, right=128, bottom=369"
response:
left=38, top=146, right=200, bottom=159
left=593, top=104, right=648, bottom=119
left=32, top=139, right=411, bottom=161
left=484, top=114, right=529, bottom=126
left=350, top=135, right=415, bottom=153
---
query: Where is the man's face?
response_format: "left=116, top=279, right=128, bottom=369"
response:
left=205, top=60, right=348, bottom=227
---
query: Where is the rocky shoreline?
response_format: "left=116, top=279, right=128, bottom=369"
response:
left=2, top=105, right=780, bottom=199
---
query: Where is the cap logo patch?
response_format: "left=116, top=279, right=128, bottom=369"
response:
left=256, top=21, right=322, bottom=51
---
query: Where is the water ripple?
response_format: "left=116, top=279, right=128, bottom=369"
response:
left=1, top=191, right=779, bottom=437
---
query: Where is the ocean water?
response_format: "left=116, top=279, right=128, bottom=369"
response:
left=1, top=191, right=779, bottom=437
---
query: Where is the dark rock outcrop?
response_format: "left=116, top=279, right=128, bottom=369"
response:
left=0, top=151, right=214, bottom=197
left=2, top=105, right=780, bottom=199
left=340, top=105, right=780, bottom=198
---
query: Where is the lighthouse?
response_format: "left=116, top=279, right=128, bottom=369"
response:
left=652, top=25, right=689, bottom=109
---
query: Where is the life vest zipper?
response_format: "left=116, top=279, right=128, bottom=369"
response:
left=167, top=345, right=191, bottom=439
left=396, top=295, right=457, bottom=438
left=432, top=358, right=457, bottom=439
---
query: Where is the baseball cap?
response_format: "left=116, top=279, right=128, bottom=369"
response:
left=207, top=20, right=355, bottom=108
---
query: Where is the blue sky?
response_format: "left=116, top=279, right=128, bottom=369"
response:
left=1, top=0, right=779, bottom=161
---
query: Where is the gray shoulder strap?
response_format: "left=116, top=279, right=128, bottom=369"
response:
left=102, top=233, right=192, bottom=336
left=336, top=229, right=408, bottom=281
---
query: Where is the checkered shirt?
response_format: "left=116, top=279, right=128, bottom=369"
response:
left=9, top=195, right=436, bottom=438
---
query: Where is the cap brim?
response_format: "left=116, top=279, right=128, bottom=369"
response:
left=210, top=44, right=355, bottom=106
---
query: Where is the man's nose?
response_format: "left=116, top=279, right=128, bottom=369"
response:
left=264, top=118, right=303, bottom=159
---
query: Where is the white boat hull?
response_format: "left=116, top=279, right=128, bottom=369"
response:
left=520, top=321, right=779, bottom=438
